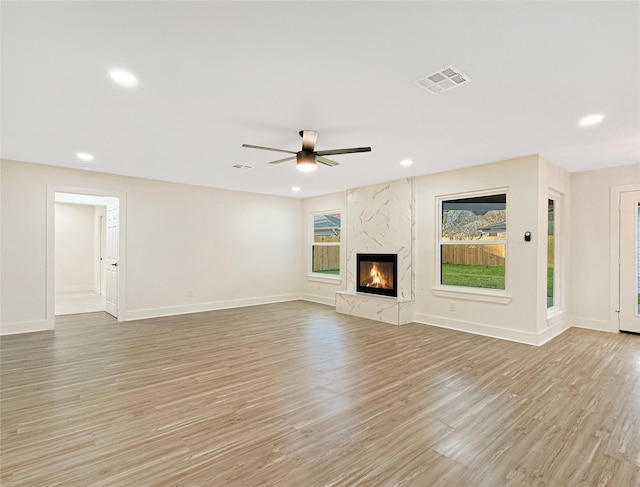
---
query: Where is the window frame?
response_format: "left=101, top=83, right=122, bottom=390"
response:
left=308, top=209, right=342, bottom=282
left=433, top=188, right=512, bottom=303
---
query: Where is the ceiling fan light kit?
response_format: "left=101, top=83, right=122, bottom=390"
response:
left=242, top=130, right=371, bottom=172
left=296, top=152, right=318, bottom=172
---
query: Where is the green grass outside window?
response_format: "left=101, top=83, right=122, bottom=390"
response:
left=441, top=264, right=505, bottom=290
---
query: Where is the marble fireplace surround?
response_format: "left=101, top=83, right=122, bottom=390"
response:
left=336, top=178, right=415, bottom=325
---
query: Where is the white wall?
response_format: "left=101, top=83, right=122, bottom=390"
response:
left=569, top=163, right=640, bottom=332
left=300, top=191, right=347, bottom=305
left=55, top=203, right=98, bottom=293
left=1, top=159, right=302, bottom=333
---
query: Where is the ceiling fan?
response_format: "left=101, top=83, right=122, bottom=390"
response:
left=242, top=130, right=371, bottom=172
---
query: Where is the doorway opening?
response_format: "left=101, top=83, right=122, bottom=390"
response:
left=612, top=186, right=640, bottom=334
left=47, top=187, right=126, bottom=326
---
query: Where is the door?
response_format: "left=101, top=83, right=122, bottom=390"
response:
left=105, top=201, right=119, bottom=317
left=619, top=190, right=640, bottom=333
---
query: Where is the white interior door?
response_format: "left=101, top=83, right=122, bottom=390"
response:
left=105, top=201, right=119, bottom=317
left=619, top=190, right=640, bottom=333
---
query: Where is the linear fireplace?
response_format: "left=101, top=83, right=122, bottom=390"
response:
left=356, top=253, right=398, bottom=297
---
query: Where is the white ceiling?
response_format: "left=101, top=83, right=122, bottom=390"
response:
left=2, top=1, right=638, bottom=198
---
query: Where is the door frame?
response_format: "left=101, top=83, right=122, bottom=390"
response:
left=610, top=183, right=640, bottom=331
left=47, top=185, right=127, bottom=325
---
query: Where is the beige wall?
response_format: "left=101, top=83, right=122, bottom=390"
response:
left=3, top=156, right=638, bottom=340
left=245, top=157, right=635, bottom=342
left=569, top=163, right=640, bottom=332
left=413, top=155, right=554, bottom=344
left=55, top=202, right=98, bottom=292
left=299, top=154, right=563, bottom=343
left=300, top=191, right=347, bottom=305
left=1, top=161, right=48, bottom=326
left=1, top=159, right=302, bottom=333
left=538, top=156, right=571, bottom=333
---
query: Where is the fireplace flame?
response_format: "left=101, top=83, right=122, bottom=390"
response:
left=365, top=263, right=390, bottom=288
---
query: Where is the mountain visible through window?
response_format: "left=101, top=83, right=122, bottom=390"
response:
left=440, top=194, right=507, bottom=290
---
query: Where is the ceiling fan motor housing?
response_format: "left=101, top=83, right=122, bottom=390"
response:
left=242, top=130, right=370, bottom=170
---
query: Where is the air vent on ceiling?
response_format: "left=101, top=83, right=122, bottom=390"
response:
left=231, top=164, right=253, bottom=170
left=415, top=64, right=471, bottom=94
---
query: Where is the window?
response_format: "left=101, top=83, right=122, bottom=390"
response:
left=439, top=192, right=507, bottom=290
left=547, top=199, right=555, bottom=308
left=547, top=192, right=562, bottom=312
left=311, top=211, right=341, bottom=277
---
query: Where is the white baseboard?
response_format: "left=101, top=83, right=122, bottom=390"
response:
left=413, top=313, right=570, bottom=346
left=300, top=293, right=336, bottom=306
left=1, top=319, right=55, bottom=335
left=538, top=316, right=571, bottom=346
left=56, top=286, right=99, bottom=294
left=570, top=316, right=616, bottom=333
left=125, top=293, right=302, bottom=321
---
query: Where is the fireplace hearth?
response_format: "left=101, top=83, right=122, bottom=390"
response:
left=356, top=253, right=398, bottom=297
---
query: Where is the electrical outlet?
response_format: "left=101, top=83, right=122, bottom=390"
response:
left=449, top=301, right=456, bottom=311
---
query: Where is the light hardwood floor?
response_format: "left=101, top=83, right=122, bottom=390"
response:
left=1, top=301, right=639, bottom=486
left=55, top=291, right=105, bottom=316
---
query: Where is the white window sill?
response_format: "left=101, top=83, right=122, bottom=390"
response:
left=307, top=274, right=342, bottom=285
left=547, top=308, right=564, bottom=320
left=431, top=286, right=512, bottom=304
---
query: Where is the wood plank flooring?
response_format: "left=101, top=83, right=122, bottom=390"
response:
left=55, top=291, right=105, bottom=316
left=1, top=301, right=639, bottom=486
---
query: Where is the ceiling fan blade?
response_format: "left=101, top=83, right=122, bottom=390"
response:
left=300, top=130, right=318, bottom=152
left=317, top=156, right=340, bottom=167
left=316, top=147, right=372, bottom=156
left=242, top=144, right=296, bottom=155
left=267, top=156, right=296, bottom=165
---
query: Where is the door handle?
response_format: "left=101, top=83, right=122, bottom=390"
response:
left=111, top=263, right=118, bottom=267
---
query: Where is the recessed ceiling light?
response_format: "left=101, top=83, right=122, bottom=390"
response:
left=77, top=152, right=95, bottom=161
left=579, top=114, right=604, bottom=127
left=110, top=69, right=138, bottom=87
left=291, top=186, right=301, bottom=192
left=400, top=159, right=413, bottom=167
